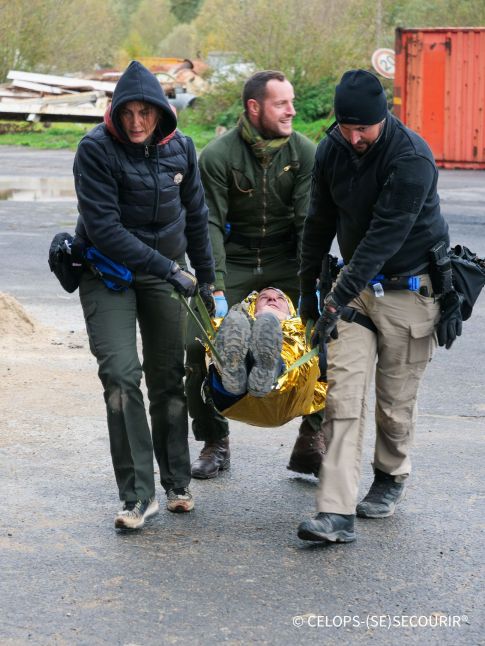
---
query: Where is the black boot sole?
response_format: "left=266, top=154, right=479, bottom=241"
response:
left=287, top=461, right=321, bottom=477
left=297, top=527, right=356, bottom=543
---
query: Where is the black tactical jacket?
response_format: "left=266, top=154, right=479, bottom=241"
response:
left=299, top=113, right=449, bottom=305
left=74, top=61, right=214, bottom=283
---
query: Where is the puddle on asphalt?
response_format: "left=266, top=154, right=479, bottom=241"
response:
left=0, top=176, right=76, bottom=201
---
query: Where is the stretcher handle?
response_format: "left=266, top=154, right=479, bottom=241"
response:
left=171, top=291, right=223, bottom=366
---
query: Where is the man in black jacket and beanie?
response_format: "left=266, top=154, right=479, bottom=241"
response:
left=297, top=70, right=460, bottom=543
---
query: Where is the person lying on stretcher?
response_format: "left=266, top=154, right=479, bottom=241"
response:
left=204, top=288, right=327, bottom=428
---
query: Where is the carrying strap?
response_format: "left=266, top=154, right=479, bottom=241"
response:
left=341, top=306, right=378, bottom=334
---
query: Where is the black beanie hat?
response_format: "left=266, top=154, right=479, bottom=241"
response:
left=334, top=70, right=387, bottom=125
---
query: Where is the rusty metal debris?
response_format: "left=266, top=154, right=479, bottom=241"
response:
left=0, top=59, right=209, bottom=123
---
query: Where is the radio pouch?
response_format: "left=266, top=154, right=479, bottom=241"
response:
left=84, top=247, right=133, bottom=292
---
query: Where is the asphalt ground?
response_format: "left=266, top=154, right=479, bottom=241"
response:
left=0, top=146, right=484, bottom=645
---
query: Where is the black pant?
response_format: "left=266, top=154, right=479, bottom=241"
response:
left=80, top=270, right=190, bottom=502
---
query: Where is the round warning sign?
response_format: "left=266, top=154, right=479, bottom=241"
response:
left=371, top=48, right=395, bottom=79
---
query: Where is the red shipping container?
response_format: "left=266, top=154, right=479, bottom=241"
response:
left=394, top=27, right=485, bottom=169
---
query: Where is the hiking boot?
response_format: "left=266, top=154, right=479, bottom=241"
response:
left=214, top=309, right=251, bottom=395
left=356, top=468, right=406, bottom=518
left=114, top=497, right=159, bottom=530
left=287, top=419, right=326, bottom=477
left=191, top=438, right=230, bottom=479
left=298, top=512, right=356, bottom=543
left=247, top=313, right=283, bottom=398
left=166, top=487, right=194, bottom=513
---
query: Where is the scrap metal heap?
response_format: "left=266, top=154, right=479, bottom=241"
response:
left=0, top=58, right=209, bottom=123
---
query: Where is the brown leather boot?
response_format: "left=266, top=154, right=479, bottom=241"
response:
left=191, top=438, right=231, bottom=479
left=287, top=420, right=325, bottom=477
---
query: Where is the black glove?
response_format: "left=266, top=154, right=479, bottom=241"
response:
left=437, top=290, right=463, bottom=349
left=311, top=292, right=343, bottom=349
left=165, top=263, right=198, bottom=297
left=198, top=282, right=216, bottom=317
left=299, top=292, right=319, bottom=325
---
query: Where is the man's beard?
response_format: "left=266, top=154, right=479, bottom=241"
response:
left=256, top=111, right=288, bottom=139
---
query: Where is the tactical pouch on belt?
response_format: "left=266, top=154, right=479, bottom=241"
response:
left=449, top=245, right=485, bottom=320
left=48, top=232, right=84, bottom=293
left=317, top=254, right=340, bottom=302
left=429, top=240, right=453, bottom=295
left=429, top=240, right=485, bottom=320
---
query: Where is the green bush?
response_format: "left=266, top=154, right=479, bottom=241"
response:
left=293, top=77, right=336, bottom=122
left=187, top=79, right=243, bottom=129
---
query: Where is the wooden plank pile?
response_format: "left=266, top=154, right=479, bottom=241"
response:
left=0, top=59, right=209, bottom=123
left=0, top=71, right=114, bottom=123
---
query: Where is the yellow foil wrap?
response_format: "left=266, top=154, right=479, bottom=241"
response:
left=209, top=291, right=327, bottom=428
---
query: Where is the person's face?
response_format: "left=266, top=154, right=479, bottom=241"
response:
left=338, top=120, right=384, bottom=155
left=255, top=288, right=290, bottom=321
left=249, top=79, right=296, bottom=138
left=119, top=101, right=159, bottom=144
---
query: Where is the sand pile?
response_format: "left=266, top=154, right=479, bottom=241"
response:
left=0, top=292, right=38, bottom=337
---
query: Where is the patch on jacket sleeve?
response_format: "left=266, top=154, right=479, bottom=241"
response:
left=174, top=172, right=184, bottom=184
left=389, top=181, right=425, bottom=214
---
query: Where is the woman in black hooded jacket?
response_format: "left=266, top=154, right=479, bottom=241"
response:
left=74, top=60, right=215, bottom=530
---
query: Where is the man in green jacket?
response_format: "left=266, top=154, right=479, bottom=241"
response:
left=185, top=70, right=325, bottom=479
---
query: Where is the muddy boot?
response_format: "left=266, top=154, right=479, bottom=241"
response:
left=214, top=309, right=251, bottom=395
left=287, top=419, right=325, bottom=477
left=247, top=313, right=283, bottom=398
left=191, top=438, right=231, bottom=479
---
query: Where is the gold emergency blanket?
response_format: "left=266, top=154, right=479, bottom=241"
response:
left=208, top=292, right=327, bottom=428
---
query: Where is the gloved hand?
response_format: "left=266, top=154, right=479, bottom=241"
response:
left=299, top=292, right=319, bottom=325
left=165, top=263, right=198, bottom=297
left=311, top=292, right=343, bottom=349
left=437, top=290, right=463, bottom=349
left=214, top=294, right=228, bottom=318
left=199, top=283, right=216, bottom=317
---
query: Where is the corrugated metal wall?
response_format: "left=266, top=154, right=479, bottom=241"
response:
left=394, top=28, right=485, bottom=169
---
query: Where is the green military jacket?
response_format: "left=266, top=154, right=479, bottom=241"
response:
left=198, top=127, right=316, bottom=291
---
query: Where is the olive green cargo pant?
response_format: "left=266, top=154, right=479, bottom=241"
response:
left=317, top=276, right=440, bottom=514
left=80, top=270, right=190, bottom=503
left=185, top=255, right=324, bottom=441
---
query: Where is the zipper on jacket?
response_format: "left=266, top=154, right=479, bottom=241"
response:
left=254, top=165, right=269, bottom=275
left=153, top=146, right=161, bottom=222
left=144, top=145, right=160, bottom=223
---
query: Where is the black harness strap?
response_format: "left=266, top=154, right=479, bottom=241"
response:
left=341, top=306, right=378, bottom=334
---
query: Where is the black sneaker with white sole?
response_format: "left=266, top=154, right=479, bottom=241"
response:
left=297, top=512, right=356, bottom=543
left=114, top=497, right=159, bottom=530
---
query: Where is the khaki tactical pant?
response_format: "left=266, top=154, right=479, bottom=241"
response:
left=317, top=276, right=440, bottom=514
